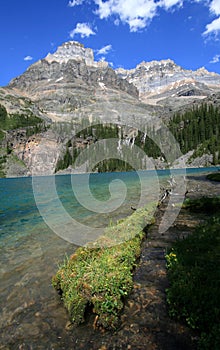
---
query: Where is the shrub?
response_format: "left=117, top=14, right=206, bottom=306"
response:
left=166, top=198, right=220, bottom=349
left=207, top=172, right=220, bottom=182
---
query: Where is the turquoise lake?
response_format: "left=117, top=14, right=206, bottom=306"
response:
left=0, top=167, right=218, bottom=348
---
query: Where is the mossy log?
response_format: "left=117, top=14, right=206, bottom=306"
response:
left=52, top=203, right=156, bottom=329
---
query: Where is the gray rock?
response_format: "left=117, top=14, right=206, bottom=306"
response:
left=116, top=59, right=220, bottom=106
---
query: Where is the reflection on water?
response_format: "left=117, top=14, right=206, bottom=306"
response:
left=0, top=168, right=217, bottom=348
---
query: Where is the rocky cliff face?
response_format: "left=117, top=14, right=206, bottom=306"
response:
left=2, top=128, right=60, bottom=176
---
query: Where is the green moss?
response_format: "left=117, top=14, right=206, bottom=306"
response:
left=52, top=203, right=156, bottom=329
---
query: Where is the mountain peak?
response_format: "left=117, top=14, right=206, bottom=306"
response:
left=45, top=41, right=108, bottom=68
left=195, top=66, right=218, bottom=76
left=45, top=41, right=94, bottom=65
left=7, top=40, right=220, bottom=117
left=116, top=59, right=181, bottom=77
left=137, top=58, right=177, bottom=68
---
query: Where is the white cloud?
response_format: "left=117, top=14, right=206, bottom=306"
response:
left=159, top=0, right=183, bottom=10
left=96, top=44, right=112, bottom=55
left=210, top=0, right=220, bottom=16
left=129, top=17, right=149, bottom=32
left=99, top=56, right=106, bottom=62
left=69, top=23, right=96, bottom=38
left=68, top=0, right=84, bottom=7
left=24, top=55, right=33, bottom=61
left=95, top=0, right=158, bottom=32
left=94, top=0, right=157, bottom=32
left=94, top=0, right=112, bottom=19
left=210, top=54, right=220, bottom=63
left=203, top=16, right=220, bottom=36
left=114, top=0, right=157, bottom=22
left=198, top=0, right=220, bottom=39
left=65, top=0, right=220, bottom=38
left=94, top=0, right=187, bottom=32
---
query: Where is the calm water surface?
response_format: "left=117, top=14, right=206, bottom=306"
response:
left=0, top=167, right=217, bottom=348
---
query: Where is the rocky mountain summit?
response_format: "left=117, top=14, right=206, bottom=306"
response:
left=5, top=41, right=220, bottom=120
left=1, top=41, right=220, bottom=176
left=45, top=41, right=108, bottom=68
left=8, top=41, right=138, bottom=122
left=116, top=59, right=220, bottom=106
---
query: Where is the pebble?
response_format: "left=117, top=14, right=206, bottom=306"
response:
left=65, top=321, right=74, bottom=331
left=130, top=323, right=139, bottom=333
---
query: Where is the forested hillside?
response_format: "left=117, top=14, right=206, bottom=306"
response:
left=0, top=104, right=47, bottom=177
left=56, top=103, right=220, bottom=173
left=55, top=123, right=162, bottom=173
left=1, top=101, right=220, bottom=176
left=169, top=103, right=220, bottom=164
left=0, top=104, right=46, bottom=141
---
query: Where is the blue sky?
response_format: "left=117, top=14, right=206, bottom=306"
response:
left=1, top=0, right=220, bottom=86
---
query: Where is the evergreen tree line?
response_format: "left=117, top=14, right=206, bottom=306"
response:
left=55, top=123, right=162, bottom=173
left=169, top=103, right=220, bottom=164
left=0, top=103, right=48, bottom=141
left=94, top=159, right=134, bottom=173
left=76, top=123, right=119, bottom=140
left=56, top=102, right=220, bottom=173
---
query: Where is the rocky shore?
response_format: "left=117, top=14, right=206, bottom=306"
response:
left=54, top=172, right=220, bottom=350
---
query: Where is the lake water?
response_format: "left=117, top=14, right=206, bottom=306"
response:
left=0, top=167, right=218, bottom=348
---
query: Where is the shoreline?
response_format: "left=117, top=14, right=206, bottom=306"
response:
left=1, top=171, right=220, bottom=349
left=1, top=164, right=219, bottom=180
left=52, top=172, right=220, bottom=349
